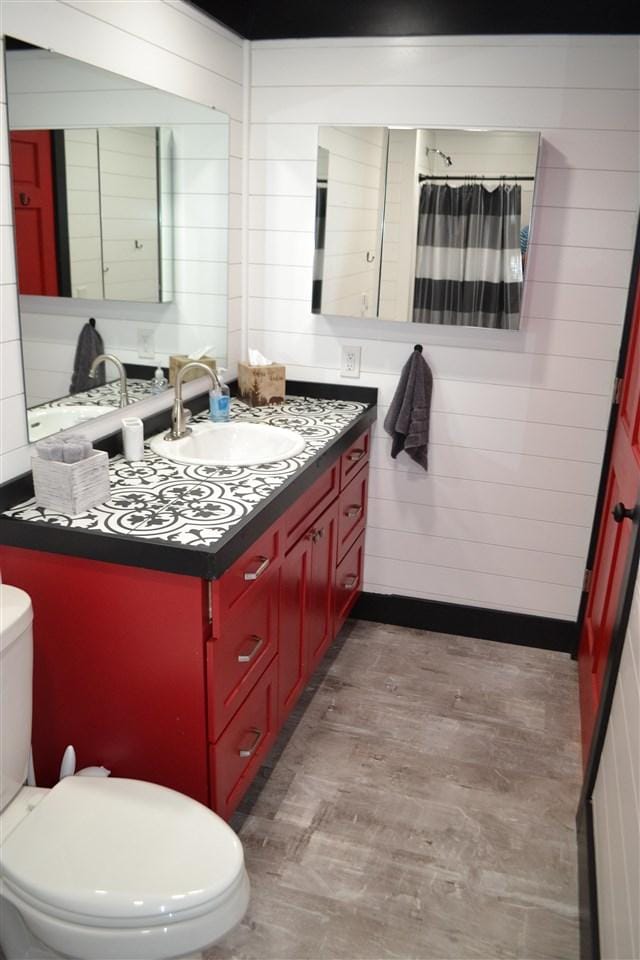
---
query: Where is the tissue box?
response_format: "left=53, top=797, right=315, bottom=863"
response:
left=32, top=450, right=111, bottom=516
left=238, top=362, right=286, bottom=407
left=169, top=355, right=217, bottom=385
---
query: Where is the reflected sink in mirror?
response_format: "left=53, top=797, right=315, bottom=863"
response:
left=28, top=405, right=118, bottom=442
left=150, top=421, right=306, bottom=467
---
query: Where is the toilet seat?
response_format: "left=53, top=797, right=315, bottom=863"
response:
left=1, top=776, right=245, bottom=927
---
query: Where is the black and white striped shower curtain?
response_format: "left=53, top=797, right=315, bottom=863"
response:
left=413, top=183, right=523, bottom=330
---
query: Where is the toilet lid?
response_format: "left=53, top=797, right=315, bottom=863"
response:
left=0, top=777, right=244, bottom=924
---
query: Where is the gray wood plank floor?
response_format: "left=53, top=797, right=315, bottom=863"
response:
left=208, top=620, right=582, bottom=960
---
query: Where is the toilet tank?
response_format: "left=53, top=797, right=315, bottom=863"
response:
left=0, top=585, right=34, bottom=813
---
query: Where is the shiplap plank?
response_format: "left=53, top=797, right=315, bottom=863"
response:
left=251, top=43, right=637, bottom=91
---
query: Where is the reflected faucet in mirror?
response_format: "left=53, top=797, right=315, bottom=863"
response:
left=165, top=362, right=221, bottom=441
left=89, top=355, right=129, bottom=408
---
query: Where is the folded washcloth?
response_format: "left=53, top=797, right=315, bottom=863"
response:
left=36, top=436, right=94, bottom=462
left=62, top=443, right=86, bottom=463
left=36, top=439, right=65, bottom=461
left=383, top=344, right=433, bottom=472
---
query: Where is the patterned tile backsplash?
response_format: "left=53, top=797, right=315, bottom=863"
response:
left=7, top=397, right=367, bottom=550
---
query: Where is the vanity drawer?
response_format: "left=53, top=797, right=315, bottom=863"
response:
left=283, top=461, right=339, bottom=552
left=207, top=568, right=279, bottom=742
left=334, top=531, right=365, bottom=635
left=215, top=519, right=281, bottom=617
left=337, top=466, right=368, bottom=563
left=340, top=430, right=370, bottom=488
left=210, top=659, right=278, bottom=820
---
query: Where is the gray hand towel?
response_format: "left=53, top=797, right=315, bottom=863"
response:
left=383, top=345, right=433, bottom=472
left=69, top=320, right=105, bottom=394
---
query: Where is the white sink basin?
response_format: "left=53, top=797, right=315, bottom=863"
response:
left=149, top=420, right=306, bottom=467
left=28, top=405, right=117, bottom=442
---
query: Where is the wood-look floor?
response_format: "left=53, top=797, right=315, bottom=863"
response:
left=208, top=620, right=582, bottom=960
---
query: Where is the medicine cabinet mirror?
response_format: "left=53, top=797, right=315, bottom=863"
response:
left=4, top=42, right=229, bottom=444
left=311, top=127, right=541, bottom=331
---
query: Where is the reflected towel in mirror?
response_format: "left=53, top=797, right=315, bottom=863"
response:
left=69, top=319, right=105, bottom=394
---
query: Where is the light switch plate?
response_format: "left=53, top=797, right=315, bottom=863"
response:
left=137, top=328, right=155, bottom=359
left=341, top=345, right=361, bottom=378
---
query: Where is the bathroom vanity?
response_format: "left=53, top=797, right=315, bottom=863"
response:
left=0, top=389, right=375, bottom=820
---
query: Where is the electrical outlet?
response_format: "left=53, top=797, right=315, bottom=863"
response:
left=137, top=328, right=155, bottom=359
left=341, top=345, right=361, bottom=379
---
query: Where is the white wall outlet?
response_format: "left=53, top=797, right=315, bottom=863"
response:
left=341, top=345, right=361, bottom=379
left=137, top=328, right=155, bottom=359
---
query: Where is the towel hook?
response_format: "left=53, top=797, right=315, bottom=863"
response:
left=414, top=344, right=423, bottom=353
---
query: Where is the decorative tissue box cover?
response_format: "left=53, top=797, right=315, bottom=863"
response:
left=169, top=355, right=217, bottom=385
left=32, top=450, right=111, bottom=516
left=238, top=362, right=286, bottom=407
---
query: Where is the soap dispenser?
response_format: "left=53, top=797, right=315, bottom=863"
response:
left=209, top=368, right=230, bottom=422
left=150, top=366, right=168, bottom=394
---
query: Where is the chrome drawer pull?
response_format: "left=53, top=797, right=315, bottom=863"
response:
left=238, top=727, right=262, bottom=758
left=344, top=505, right=362, bottom=519
left=244, top=556, right=269, bottom=581
left=347, top=449, right=365, bottom=463
left=238, top=635, right=264, bottom=663
left=343, top=575, right=358, bottom=590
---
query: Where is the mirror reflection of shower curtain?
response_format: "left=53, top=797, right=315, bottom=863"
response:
left=413, top=183, right=523, bottom=330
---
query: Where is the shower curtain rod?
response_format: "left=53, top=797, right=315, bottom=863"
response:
left=418, top=174, right=535, bottom=182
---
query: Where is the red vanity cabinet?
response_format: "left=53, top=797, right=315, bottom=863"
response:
left=0, top=426, right=371, bottom=820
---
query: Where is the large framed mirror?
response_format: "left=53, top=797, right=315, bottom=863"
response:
left=4, top=42, right=229, bottom=443
left=312, top=126, right=541, bottom=330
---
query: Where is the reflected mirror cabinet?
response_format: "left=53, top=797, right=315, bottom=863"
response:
left=4, top=42, right=229, bottom=444
left=312, top=126, right=541, bottom=330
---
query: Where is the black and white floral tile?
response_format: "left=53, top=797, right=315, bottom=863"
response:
left=8, top=397, right=367, bottom=549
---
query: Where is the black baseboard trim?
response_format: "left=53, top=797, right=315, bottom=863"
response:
left=577, top=799, right=600, bottom=960
left=351, top=591, right=577, bottom=653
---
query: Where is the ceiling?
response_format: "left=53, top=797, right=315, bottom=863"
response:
left=189, top=0, right=639, bottom=40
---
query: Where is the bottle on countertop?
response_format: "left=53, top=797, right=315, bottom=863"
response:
left=209, top=367, right=230, bottom=422
left=150, top=366, right=168, bottom=394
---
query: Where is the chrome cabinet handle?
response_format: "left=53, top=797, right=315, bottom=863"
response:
left=347, top=449, right=365, bottom=463
left=238, top=727, right=262, bottom=758
left=237, top=635, right=264, bottom=663
left=343, top=575, right=358, bottom=590
left=344, top=505, right=362, bottom=519
left=244, top=556, right=269, bottom=580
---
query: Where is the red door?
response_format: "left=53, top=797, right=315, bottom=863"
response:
left=578, top=270, right=640, bottom=762
left=10, top=130, right=59, bottom=296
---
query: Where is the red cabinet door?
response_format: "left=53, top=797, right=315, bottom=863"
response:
left=578, top=269, right=640, bottom=761
left=278, top=532, right=312, bottom=725
left=278, top=499, right=339, bottom=723
left=10, top=131, right=59, bottom=296
left=306, top=499, right=339, bottom=674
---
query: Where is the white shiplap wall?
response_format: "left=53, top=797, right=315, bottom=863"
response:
left=0, top=0, right=244, bottom=482
left=247, top=35, right=640, bottom=619
left=593, top=564, right=640, bottom=960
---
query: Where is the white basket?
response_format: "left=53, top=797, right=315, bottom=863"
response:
left=32, top=450, right=111, bottom=516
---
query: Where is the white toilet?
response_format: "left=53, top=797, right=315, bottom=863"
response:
left=0, top=584, right=250, bottom=960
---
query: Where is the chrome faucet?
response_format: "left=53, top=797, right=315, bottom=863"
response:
left=89, top=354, right=129, bottom=408
left=164, top=361, right=220, bottom=441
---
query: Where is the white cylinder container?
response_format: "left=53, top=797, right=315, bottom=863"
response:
left=122, top=417, right=145, bottom=462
